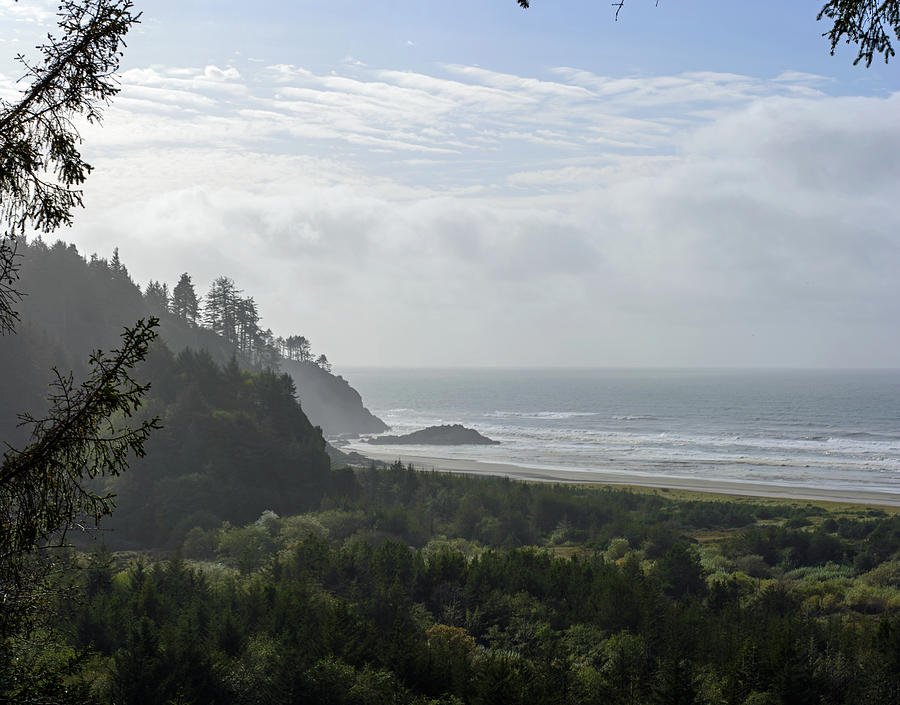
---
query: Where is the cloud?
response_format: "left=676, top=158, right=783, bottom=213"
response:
left=62, top=60, right=900, bottom=366
left=0, top=0, right=55, bottom=25
left=203, top=64, right=241, bottom=81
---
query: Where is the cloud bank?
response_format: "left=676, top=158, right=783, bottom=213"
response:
left=60, top=61, right=900, bottom=367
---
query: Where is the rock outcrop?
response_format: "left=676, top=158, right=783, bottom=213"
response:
left=365, top=424, right=498, bottom=446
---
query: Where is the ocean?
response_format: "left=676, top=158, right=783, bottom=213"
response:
left=341, top=368, right=900, bottom=497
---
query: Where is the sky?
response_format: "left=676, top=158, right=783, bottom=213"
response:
left=1, top=1, right=899, bottom=368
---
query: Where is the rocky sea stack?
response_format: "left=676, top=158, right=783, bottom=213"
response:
left=366, top=424, right=499, bottom=446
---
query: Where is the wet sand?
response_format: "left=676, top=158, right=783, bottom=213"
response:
left=357, top=449, right=900, bottom=507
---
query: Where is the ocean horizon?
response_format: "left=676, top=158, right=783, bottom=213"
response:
left=340, top=367, right=900, bottom=498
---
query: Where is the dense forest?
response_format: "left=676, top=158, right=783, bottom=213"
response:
left=105, top=347, right=334, bottom=548
left=10, top=464, right=900, bottom=705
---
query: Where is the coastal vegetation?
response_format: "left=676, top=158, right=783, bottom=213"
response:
left=9, top=463, right=900, bottom=704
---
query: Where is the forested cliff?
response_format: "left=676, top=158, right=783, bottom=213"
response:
left=1, top=237, right=386, bottom=440
left=0, top=238, right=373, bottom=547
left=104, top=347, right=335, bottom=548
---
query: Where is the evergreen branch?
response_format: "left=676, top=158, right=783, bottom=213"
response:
left=0, top=318, right=160, bottom=590
left=819, top=0, right=899, bottom=65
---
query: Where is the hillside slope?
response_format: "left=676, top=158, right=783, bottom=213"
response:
left=3, top=237, right=385, bottom=439
left=106, top=347, right=334, bottom=548
left=280, top=358, right=388, bottom=437
left=0, top=238, right=364, bottom=547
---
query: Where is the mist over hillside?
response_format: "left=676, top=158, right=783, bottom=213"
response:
left=0, top=238, right=384, bottom=547
left=280, top=357, right=388, bottom=436
left=1, top=237, right=386, bottom=440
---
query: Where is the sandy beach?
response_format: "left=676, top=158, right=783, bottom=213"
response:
left=357, top=449, right=900, bottom=508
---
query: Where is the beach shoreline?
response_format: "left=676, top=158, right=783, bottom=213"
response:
left=355, top=448, right=900, bottom=508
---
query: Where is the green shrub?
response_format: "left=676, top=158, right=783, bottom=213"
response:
left=182, top=527, right=217, bottom=560
left=217, top=525, right=277, bottom=574
left=862, top=558, right=900, bottom=588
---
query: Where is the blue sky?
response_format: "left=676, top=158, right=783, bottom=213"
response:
left=125, top=1, right=897, bottom=89
left=1, top=1, right=899, bottom=367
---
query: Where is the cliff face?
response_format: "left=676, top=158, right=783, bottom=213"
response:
left=279, top=359, right=388, bottom=437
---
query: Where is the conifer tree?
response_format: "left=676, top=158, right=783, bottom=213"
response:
left=282, top=334, right=311, bottom=362
left=284, top=335, right=299, bottom=361
left=1, top=319, right=159, bottom=695
left=316, top=353, right=332, bottom=372
left=297, top=335, right=312, bottom=362
left=0, top=8, right=154, bottom=699
left=1, top=0, right=146, bottom=567
left=255, top=327, right=281, bottom=369
left=171, top=272, right=200, bottom=324
left=203, top=276, right=241, bottom=345
left=236, top=295, right=260, bottom=359
left=144, top=280, right=169, bottom=313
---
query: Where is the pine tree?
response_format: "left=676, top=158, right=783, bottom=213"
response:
left=235, top=296, right=260, bottom=360
left=316, top=354, right=332, bottom=372
left=171, top=272, right=200, bottom=325
left=255, top=327, right=280, bottom=369
left=1, top=0, right=146, bottom=625
left=297, top=335, right=311, bottom=362
left=285, top=335, right=299, bottom=361
left=0, top=6, right=151, bottom=699
left=1, top=319, right=159, bottom=643
left=203, top=276, right=241, bottom=346
left=144, top=280, right=169, bottom=313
